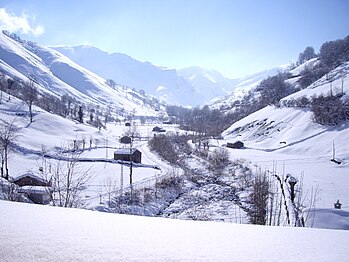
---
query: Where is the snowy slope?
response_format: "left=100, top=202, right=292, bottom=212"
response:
left=283, top=61, right=349, bottom=101
left=210, top=65, right=289, bottom=109
left=0, top=32, right=157, bottom=116
left=221, top=62, right=349, bottom=210
left=177, top=66, right=239, bottom=99
left=53, top=45, right=236, bottom=106
left=1, top=200, right=349, bottom=262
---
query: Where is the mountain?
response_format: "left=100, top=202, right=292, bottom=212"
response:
left=0, top=31, right=158, bottom=116
left=53, top=45, right=238, bottom=106
left=177, top=66, right=239, bottom=99
left=210, top=65, right=289, bottom=110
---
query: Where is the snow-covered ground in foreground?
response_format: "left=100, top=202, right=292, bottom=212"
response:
left=1, top=200, right=349, bottom=262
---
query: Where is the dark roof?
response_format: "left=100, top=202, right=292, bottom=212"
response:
left=114, top=148, right=140, bottom=155
left=152, top=126, right=166, bottom=132
left=12, top=172, right=48, bottom=184
left=120, top=136, right=132, bottom=144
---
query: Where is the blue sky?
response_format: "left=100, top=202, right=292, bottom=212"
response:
left=1, top=0, right=348, bottom=78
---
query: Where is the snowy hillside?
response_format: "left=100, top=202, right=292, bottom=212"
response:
left=210, top=65, right=289, bottom=109
left=53, top=45, right=238, bottom=106
left=284, top=61, right=349, bottom=101
left=221, top=62, right=349, bottom=211
left=177, top=66, right=239, bottom=99
left=1, top=200, right=349, bottom=262
left=0, top=32, right=158, bottom=116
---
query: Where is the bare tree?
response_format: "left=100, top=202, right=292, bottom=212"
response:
left=103, top=177, right=118, bottom=206
left=22, top=79, right=38, bottom=123
left=0, top=120, right=19, bottom=180
left=40, top=148, right=93, bottom=208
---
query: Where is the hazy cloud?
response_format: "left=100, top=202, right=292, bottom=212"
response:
left=0, top=8, right=44, bottom=36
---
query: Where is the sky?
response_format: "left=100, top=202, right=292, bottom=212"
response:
left=0, top=0, right=348, bottom=78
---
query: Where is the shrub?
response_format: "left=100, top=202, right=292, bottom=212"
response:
left=208, top=147, right=230, bottom=170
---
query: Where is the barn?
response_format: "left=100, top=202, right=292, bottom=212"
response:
left=12, top=173, right=50, bottom=187
left=114, top=148, right=142, bottom=163
left=12, top=173, right=51, bottom=204
left=120, top=136, right=132, bottom=144
left=227, top=141, right=244, bottom=149
left=152, top=126, right=166, bottom=132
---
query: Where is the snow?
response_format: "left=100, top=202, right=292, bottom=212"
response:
left=53, top=45, right=209, bottom=106
left=289, top=58, right=319, bottom=76
left=222, top=105, right=349, bottom=206
left=114, top=148, right=139, bottom=154
left=12, top=172, right=48, bottom=184
left=210, top=65, right=288, bottom=110
left=283, top=61, right=349, bottom=101
left=1, top=200, right=349, bottom=261
left=55, top=45, right=279, bottom=106
left=0, top=32, right=158, bottom=116
left=0, top=95, right=166, bottom=204
left=1, top=27, right=349, bottom=261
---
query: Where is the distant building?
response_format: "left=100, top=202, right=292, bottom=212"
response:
left=125, top=122, right=131, bottom=127
left=152, top=126, right=166, bottom=132
left=227, top=141, right=244, bottom=149
left=120, top=136, right=132, bottom=144
left=114, top=148, right=142, bottom=163
left=12, top=173, right=50, bottom=187
left=12, top=173, right=51, bottom=204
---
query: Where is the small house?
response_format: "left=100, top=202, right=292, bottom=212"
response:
left=114, top=148, right=142, bottom=163
left=152, top=126, right=166, bottom=132
left=227, top=141, right=244, bottom=149
left=120, top=136, right=132, bottom=144
left=12, top=173, right=51, bottom=204
left=12, top=173, right=50, bottom=187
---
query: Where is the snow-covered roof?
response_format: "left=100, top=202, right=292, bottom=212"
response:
left=12, top=172, right=48, bottom=184
left=114, top=148, right=140, bottom=155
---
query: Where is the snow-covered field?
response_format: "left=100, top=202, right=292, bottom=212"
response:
left=1, top=200, right=349, bottom=262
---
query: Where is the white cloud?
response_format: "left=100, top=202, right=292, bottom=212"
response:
left=0, top=8, right=44, bottom=36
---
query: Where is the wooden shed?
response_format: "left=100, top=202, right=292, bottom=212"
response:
left=114, top=148, right=142, bottom=163
left=120, top=136, right=132, bottom=144
left=12, top=173, right=51, bottom=204
left=12, top=173, right=50, bottom=187
left=152, top=126, right=166, bottom=132
left=227, top=141, right=244, bottom=149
